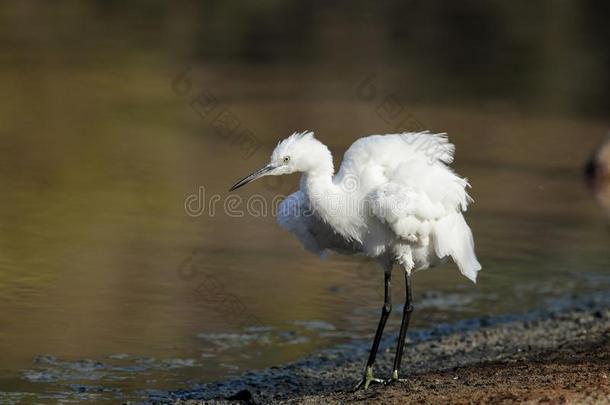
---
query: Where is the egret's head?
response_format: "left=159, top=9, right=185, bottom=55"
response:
left=230, top=131, right=331, bottom=191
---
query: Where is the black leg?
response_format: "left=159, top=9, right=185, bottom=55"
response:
left=367, top=270, right=392, bottom=367
left=354, top=269, right=392, bottom=390
left=391, top=271, right=413, bottom=381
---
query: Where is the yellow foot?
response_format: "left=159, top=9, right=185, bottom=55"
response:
left=385, top=370, right=410, bottom=385
left=353, top=366, right=384, bottom=391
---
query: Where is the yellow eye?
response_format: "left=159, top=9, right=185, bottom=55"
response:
left=283, top=156, right=290, bottom=164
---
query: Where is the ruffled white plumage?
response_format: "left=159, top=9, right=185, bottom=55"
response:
left=276, top=131, right=481, bottom=282
left=278, top=190, right=362, bottom=257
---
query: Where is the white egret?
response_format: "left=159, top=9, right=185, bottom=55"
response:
left=230, top=131, right=481, bottom=389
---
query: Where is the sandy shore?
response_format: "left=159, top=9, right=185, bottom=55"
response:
left=166, top=295, right=610, bottom=404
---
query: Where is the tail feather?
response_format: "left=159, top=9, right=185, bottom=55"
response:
left=433, top=212, right=481, bottom=283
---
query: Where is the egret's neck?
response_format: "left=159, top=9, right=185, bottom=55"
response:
left=301, top=149, right=336, bottom=200
left=301, top=168, right=335, bottom=200
left=300, top=146, right=361, bottom=241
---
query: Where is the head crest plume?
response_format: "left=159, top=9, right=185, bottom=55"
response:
left=276, top=130, right=315, bottom=148
left=271, top=131, right=317, bottom=163
left=294, top=130, right=314, bottom=139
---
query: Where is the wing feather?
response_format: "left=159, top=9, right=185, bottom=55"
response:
left=277, top=191, right=362, bottom=256
left=277, top=192, right=324, bottom=255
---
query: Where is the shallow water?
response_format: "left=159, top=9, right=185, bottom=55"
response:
left=1, top=3, right=610, bottom=403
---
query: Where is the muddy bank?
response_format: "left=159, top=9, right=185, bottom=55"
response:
left=285, top=330, right=610, bottom=404
left=162, top=295, right=610, bottom=404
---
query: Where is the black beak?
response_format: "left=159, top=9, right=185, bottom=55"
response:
left=229, top=164, right=275, bottom=191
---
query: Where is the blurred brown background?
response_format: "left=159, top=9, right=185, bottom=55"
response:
left=0, top=1, right=609, bottom=402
